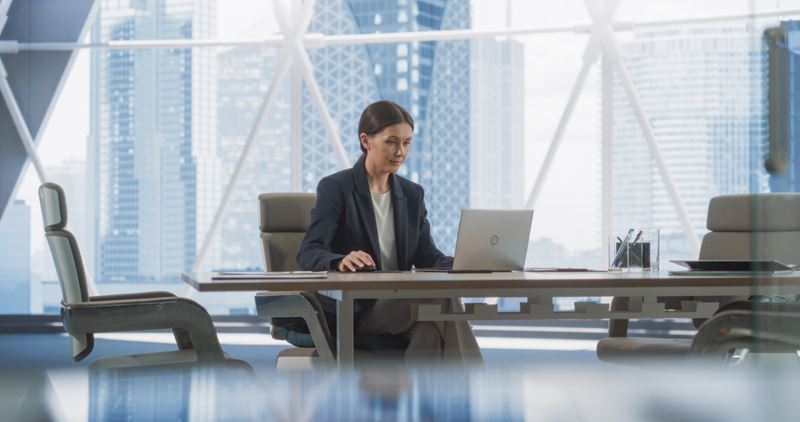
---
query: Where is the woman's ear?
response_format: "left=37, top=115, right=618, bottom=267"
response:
left=359, top=133, right=370, bottom=152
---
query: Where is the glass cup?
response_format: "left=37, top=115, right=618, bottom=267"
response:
left=608, top=228, right=660, bottom=272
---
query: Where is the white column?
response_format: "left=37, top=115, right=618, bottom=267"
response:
left=601, top=55, right=613, bottom=267
left=290, top=60, right=302, bottom=191
left=275, top=0, right=350, bottom=169
left=290, top=0, right=303, bottom=191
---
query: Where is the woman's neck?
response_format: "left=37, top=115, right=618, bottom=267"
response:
left=364, top=158, right=391, bottom=193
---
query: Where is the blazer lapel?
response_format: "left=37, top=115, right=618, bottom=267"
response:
left=390, top=174, right=408, bottom=269
left=352, top=157, right=382, bottom=268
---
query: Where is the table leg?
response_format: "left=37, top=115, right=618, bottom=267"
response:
left=337, top=292, right=354, bottom=367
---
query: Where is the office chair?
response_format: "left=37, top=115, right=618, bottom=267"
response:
left=39, top=182, right=233, bottom=367
left=254, top=193, right=407, bottom=370
left=692, top=300, right=800, bottom=361
left=597, top=193, right=800, bottom=364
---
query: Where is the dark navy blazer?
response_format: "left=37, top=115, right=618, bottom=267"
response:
left=297, top=156, right=453, bottom=315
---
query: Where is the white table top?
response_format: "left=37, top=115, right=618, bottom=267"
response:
left=182, top=270, right=800, bottom=296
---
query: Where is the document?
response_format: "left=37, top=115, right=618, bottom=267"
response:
left=525, top=268, right=606, bottom=273
left=211, top=271, right=328, bottom=280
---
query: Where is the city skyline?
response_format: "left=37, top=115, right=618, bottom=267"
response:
left=300, top=0, right=471, bottom=254
left=1, top=3, right=800, bottom=314
left=0, top=200, right=30, bottom=313
left=90, top=0, right=219, bottom=282
left=13, top=2, right=798, bottom=254
left=610, top=22, right=771, bottom=262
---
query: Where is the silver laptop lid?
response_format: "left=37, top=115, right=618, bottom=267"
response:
left=452, top=209, right=534, bottom=271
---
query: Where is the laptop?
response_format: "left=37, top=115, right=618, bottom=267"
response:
left=419, top=209, right=534, bottom=273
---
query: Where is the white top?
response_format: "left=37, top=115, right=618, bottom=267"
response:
left=370, top=190, right=399, bottom=271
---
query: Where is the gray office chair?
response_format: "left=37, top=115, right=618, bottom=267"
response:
left=39, top=182, right=229, bottom=366
left=253, top=193, right=335, bottom=369
left=254, top=193, right=407, bottom=370
left=692, top=300, right=800, bottom=362
left=597, top=193, right=800, bottom=363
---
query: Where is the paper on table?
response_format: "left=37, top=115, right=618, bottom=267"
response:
left=211, top=271, right=328, bottom=280
left=524, top=268, right=607, bottom=273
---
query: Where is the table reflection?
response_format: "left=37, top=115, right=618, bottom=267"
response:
left=4, top=361, right=800, bottom=421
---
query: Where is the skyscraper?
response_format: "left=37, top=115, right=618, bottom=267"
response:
left=469, top=38, right=524, bottom=210
left=0, top=200, right=30, bottom=313
left=609, top=23, right=769, bottom=256
left=90, top=0, right=218, bottom=282
left=301, top=0, right=470, bottom=253
left=216, top=26, right=292, bottom=271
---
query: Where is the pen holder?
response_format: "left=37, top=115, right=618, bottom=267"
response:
left=608, top=228, right=660, bottom=272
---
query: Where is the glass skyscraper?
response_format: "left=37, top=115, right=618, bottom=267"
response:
left=0, top=200, right=30, bottom=313
left=91, top=0, right=218, bottom=283
left=216, top=30, right=292, bottom=271
left=469, top=38, right=524, bottom=210
left=301, top=0, right=471, bottom=253
left=610, top=23, right=769, bottom=257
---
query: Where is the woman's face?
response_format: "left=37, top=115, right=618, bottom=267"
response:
left=361, top=123, right=413, bottom=174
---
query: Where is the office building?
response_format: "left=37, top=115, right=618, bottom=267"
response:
left=7, top=3, right=800, bottom=418
left=301, top=0, right=470, bottom=253
left=216, top=31, right=292, bottom=271
left=768, top=20, right=800, bottom=192
left=90, top=0, right=219, bottom=282
left=0, top=200, right=30, bottom=314
left=469, top=37, right=524, bottom=210
left=609, top=23, right=769, bottom=257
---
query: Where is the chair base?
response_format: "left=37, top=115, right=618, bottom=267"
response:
left=597, top=337, right=692, bottom=365
left=275, top=347, right=330, bottom=372
left=275, top=346, right=409, bottom=371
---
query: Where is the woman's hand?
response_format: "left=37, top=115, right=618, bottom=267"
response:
left=338, top=250, right=376, bottom=272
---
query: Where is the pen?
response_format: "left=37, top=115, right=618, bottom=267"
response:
left=611, top=229, right=635, bottom=267
left=631, top=230, right=643, bottom=245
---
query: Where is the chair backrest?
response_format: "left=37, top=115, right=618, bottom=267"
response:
left=38, top=182, right=93, bottom=360
left=258, top=193, right=316, bottom=271
left=699, top=193, right=800, bottom=265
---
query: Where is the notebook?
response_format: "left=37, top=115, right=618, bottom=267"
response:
left=211, top=271, right=328, bottom=280
left=668, top=260, right=795, bottom=276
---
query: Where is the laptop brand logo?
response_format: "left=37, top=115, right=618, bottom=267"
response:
left=490, top=235, right=500, bottom=246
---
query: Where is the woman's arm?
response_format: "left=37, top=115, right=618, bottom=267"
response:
left=296, top=177, right=347, bottom=271
left=414, top=188, right=454, bottom=269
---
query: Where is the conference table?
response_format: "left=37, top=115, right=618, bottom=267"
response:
left=182, top=270, right=800, bottom=366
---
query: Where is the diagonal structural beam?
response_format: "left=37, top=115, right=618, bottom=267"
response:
left=524, top=0, right=617, bottom=209
left=523, top=40, right=598, bottom=209
left=0, top=0, right=48, bottom=185
left=191, top=0, right=310, bottom=273
left=0, top=62, right=47, bottom=184
left=275, top=0, right=350, bottom=169
left=524, top=0, right=700, bottom=256
left=599, top=24, right=700, bottom=254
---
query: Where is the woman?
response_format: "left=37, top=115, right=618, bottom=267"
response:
left=297, top=100, right=481, bottom=363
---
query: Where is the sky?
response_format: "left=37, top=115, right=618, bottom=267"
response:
left=11, top=0, right=800, bottom=259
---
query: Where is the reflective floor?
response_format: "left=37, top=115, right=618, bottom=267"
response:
left=4, top=360, right=800, bottom=421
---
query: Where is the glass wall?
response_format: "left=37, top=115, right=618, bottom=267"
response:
left=2, top=0, right=800, bottom=315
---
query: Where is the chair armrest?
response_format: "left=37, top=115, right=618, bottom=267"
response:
left=62, top=297, right=224, bottom=362
left=255, top=292, right=335, bottom=363
left=89, top=291, right=177, bottom=302
left=692, top=302, right=800, bottom=356
left=89, top=292, right=194, bottom=350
